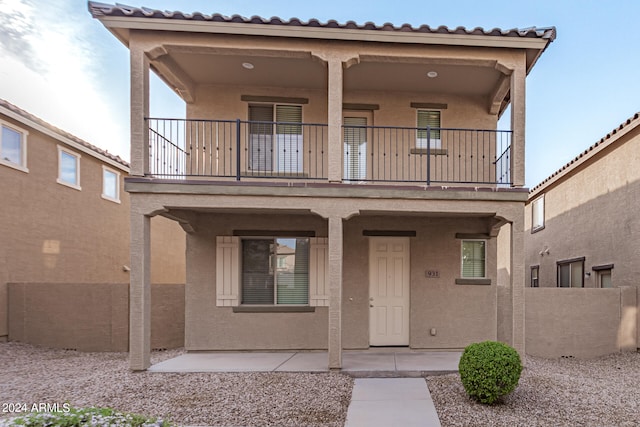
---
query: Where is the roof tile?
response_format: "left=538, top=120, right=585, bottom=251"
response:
left=0, top=98, right=129, bottom=168
left=87, top=2, right=556, bottom=41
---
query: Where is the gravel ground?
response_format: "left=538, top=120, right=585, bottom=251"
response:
left=2, top=343, right=639, bottom=427
left=0, top=342, right=352, bottom=427
left=427, top=351, right=640, bottom=427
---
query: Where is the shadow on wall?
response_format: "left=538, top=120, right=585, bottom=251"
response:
left=7, top=283, right=185, bottom=352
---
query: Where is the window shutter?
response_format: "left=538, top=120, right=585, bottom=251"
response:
left=216, top=236, right=240, bottom=306
left=309, top=237, right=329, bottom=306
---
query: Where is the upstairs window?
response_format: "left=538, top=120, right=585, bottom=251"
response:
left=57, top=146, right=81, bottom=190
left=248, top=104, right=303, bottom=173
left=102, top=166, right=120, bottom=203
left=416, top=110, right=441, bottom=149
left=0, top=121, right=28, bottom=172
left=532, top=195, right=545, bottom=232
left=242, top=237, right=309, bottom=305
left=461, top=240, right=486, bottom=279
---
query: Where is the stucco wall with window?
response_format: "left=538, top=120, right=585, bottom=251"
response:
left=188, top=84, right=496, bottom=130
left=0, top=111, right=186, bottom=342
left=184, top=212, right=499, bottom=350
left=525, top=122, right=640, bottom=290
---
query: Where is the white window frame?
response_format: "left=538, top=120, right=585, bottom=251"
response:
left=416, top=109, right=442, bottom=149
left=0, top=120, right=29, bottom=173
left=532, top=195, right=545, bottom=232
left=57, top=146, right=81, bottom=190
left=461, top=239, right=487, bottom=279
left=101, top=166, right=121, bottom=203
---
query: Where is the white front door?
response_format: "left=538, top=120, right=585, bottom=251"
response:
left=369, top=237, right=410, bottom=346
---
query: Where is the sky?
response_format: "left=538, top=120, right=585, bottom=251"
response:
left=1, top=0, right=639, bottom=187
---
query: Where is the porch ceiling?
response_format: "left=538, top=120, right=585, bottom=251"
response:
left=152, top=50, right=504, bottom=98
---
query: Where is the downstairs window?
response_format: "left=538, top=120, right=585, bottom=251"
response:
left=241, top=237, right=309, bottom=305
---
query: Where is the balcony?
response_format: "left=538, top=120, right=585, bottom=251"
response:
left=147, top=118, right=512, bottom=186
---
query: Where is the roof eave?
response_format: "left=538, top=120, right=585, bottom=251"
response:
left=0, top=104, right=130, bottom=172
left=529, top=112, right=640, bottom=199
left=94, top=15, right=552, bottom=52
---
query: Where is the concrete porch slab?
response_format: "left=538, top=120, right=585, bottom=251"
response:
left=395, top=351, right=462, bottom=373
left=148, top=349, right=462, bottom=375
left=148, top=352, right=296, bottom=372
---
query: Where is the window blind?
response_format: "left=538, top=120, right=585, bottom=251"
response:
left=462, top=240, right=486, bottom=278
left=343, top=117, right=367, bottom=180
left=276, top=238, right=309, bottom=304
left=417, top=110, right=441, bottom=140
left=276, top=105, right=302, bottom=135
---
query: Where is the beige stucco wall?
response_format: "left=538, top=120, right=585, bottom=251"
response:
left=8, top=283, right=184, bottom=351
left=190, top=84, right=493, bottom=130
left=525, top=287, right=637, bottom=358
left=185, top=212, right=499, bottom=351
left=0, top=112, right=186, bottom=341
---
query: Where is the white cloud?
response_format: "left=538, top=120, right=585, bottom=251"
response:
left=0, top=0, right=129, bottom=160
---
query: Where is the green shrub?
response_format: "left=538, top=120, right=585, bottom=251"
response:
left=458, top=340, right=522, bottom=404
left=0, top=407, right=171, bottom=427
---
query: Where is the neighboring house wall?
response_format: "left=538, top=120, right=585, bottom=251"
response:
left=525, top=116, right=640, bottom=289
left=524, top=113, right=640, bottom=356
left=0, top=101, right=186, bottom=345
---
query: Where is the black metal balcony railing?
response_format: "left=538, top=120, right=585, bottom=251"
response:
left=147, top=118, right=512, bottom=186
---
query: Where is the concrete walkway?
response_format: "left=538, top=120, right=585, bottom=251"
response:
left=345, top=378, right=441, bottom=427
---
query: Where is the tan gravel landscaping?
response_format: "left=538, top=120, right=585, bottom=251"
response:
left=427, top=351, right=640, bottom=427
left=2, top=342, right=639, bottom=426
left=0, top=343, right=352, bottom=426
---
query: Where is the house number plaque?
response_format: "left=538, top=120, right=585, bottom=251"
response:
left=425, top=270, right=440, bottom=278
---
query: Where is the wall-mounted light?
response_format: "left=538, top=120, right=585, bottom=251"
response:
left=426, top=71, right=438, bottom=78
left=242, top=62, right=255, bottom=70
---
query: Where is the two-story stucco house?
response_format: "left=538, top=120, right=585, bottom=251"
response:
left=90, top=2, right=555, bottom=370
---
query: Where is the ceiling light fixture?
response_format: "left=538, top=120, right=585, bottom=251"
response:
left=242, top=62, right=255, bottom=70
left=427, top=71, right=438, bottom=78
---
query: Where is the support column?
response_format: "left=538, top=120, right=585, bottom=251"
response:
left=130, top=39, right=150, bottom=177
left=327, top=215, right=344, bottom=368
left=130, top=205, right=151, bottom=370
left=510, top=211, right=525, bottom=358
left=510, top=59, right=526, bottom=187
left=327, top=58, right=344, bottom=183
